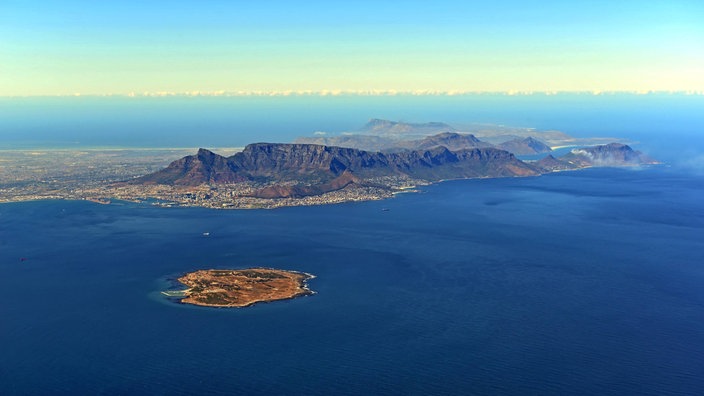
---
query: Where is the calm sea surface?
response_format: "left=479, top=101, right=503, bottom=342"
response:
left=1, top=95, right=703, bottom=394
left=2, top=94, right=703, bottom=157
left=1, top=166, right=703, bottom=395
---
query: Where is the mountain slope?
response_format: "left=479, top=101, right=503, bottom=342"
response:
left=296, top=131, right=493, bottom=152
left=131, top=148, right=245, bottom=186
left=360, top=119, right=455, bottom=137
left=402, top=132, right=494, bottom=151
left=559, top=143, right=658, bottom=167
left=132, top=143, right=538, bottom=188
left=498, top=137, right=552, bottom=155
left=130, top=142, right=655, bottom=200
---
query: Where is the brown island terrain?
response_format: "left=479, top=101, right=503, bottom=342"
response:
left=174, top=268, right=315, bottom=308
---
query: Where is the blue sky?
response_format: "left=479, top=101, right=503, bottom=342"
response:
left=1, top=0, right=703, bottom=95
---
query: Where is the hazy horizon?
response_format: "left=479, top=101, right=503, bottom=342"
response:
left=2, top=93, right=703, bottom=175
left=2, top=2, right=704, bottom=394
left=2, top=1, right=703, bottom=96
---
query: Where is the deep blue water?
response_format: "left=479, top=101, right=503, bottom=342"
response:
left=1, top=166, right=703, bottom=395
left=3, top=94, right=703, bottom=174
left=2, top=94, right=703, bottom=158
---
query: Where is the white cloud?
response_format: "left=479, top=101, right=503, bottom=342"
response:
left=5, top=90, right=704, bottom=98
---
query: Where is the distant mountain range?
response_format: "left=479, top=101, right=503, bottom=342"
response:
left=296, top=119, right=462, bottom=151
left=398, top=132, right=493, bottom=151
left=558, top=143, right=657, bottom=167
left=359, top=119, right=456, bottom=138
left=130, top=141, right=657, bottom=199
left=535, top=143, right=657, bottom=172
left=497, top=137, right=553, bottom=155
left=296, top=118, right=626, bottom=154
left=296, top=119, right=553, bottom=155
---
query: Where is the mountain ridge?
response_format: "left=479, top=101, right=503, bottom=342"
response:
left=131, top=142, right=538, bottom=189
left=130, top=142, right=657, bottom=199
left=498, top=136, right=552, bottom=155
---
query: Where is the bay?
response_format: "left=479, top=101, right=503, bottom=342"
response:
left=1, top=166, right=703, bottom=395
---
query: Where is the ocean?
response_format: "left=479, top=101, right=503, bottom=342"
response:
left=1, top=94, right=704, bottom=394
left=1, top=166, right=703, bottom=395
left=2, top=94, right=703, bottom=163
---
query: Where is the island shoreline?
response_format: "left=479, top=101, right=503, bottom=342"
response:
left=170, top=268, right=316, bottom=308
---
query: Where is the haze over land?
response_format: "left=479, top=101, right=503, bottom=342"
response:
left=2, top=1, right=704, bottom=395
left=0, top=119, right=658, bottom=209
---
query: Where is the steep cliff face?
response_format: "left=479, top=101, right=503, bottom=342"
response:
left=389, top=146, right=539, bottom=179
left=132, top=143, right=540, bottom=188
left=231, top=143, right=342, bottom=179
left=230, top=143, right=393, bottom=180
left=129, top=141, right=657, bottom=200
left=131, top=148, right=245, bottom=186
left=231, top=144, right=538, bottom=181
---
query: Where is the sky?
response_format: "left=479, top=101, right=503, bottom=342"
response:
left=1, top=0, right=703, bottom=96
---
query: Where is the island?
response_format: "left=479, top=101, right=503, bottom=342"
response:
left=172, top=268, right=315, bottom=308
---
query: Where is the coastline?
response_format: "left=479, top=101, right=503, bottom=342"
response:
left=0, top=163, right=663, bottom=209
left=172, top=268, right=316, bottom=308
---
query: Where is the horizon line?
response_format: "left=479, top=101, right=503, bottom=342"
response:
left=3, top=89, right=704, bottom=98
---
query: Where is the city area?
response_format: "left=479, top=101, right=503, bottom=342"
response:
left=0, top=148, right=416, bottom=209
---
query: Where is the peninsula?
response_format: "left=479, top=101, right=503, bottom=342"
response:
left=175, top=268, right=315, bottom=308
left=111, top=141, right=656, bottom=209
left=0, top=120, right=659, bottom=209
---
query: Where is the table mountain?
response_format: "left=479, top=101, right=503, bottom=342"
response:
left=130, top=142, right=656, bottom=199
left=131, top=143, right=538, bottom=189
